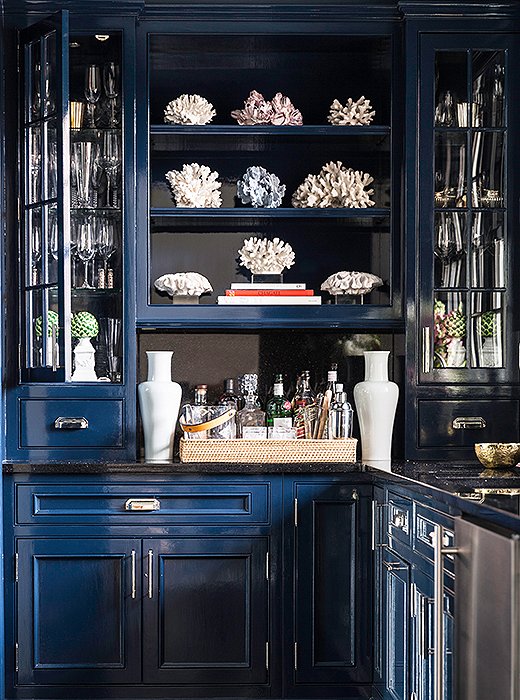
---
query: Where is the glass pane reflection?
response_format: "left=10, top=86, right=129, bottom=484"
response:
left=434, top=212, right=466, bottom=288
left=435, top=132, right=466, bottom=207
left=470, top=211, right=505, bottom=288
left=434, top=292, right=467, bottom=369
left=470, top=291, right=504, bottom=368
left=472, top=51, right=505, bottom=128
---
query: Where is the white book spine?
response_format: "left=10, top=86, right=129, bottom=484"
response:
left=217, top=296, right=322, bottom=306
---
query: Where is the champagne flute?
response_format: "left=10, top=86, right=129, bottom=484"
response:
left=76, top=215, right=95, bottom=289
left=102, top=131, right=121, bottom=208
left=96, top=217, right=116, bottom=280
left=84, top=64, right=101, bottom=128
left=103, top=62, right=120, bottom=127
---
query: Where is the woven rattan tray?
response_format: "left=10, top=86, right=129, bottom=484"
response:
left=179, top=438, right=357, bottom=463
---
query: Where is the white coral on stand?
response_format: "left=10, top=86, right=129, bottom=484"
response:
left=327, top=96, right=375, bottom=126
left=154, top=272, right=213, bottom=297
left=292, top=161, right=375, bottom=208
left=321, top=270, right=383, bottom=297
left=238, top=237, right=295, bottom=275
left=164, top=94, right=216, bottom=125
left=165, top=163, right=222, bottom=208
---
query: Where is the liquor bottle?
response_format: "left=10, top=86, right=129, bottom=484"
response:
left=217, top=378, right=239, bottom=438
left=266, top=373, right=293, bottom=437
left=292, top=370, right=315, bottom=439
left=327, top=383, right=354, bottom=439
left=237, top=374, right=266, bottom=438
left=183, top=384, right=209, bottom=440
left=314, top=363, right=338, bottom=438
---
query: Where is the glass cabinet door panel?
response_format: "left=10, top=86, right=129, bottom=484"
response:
left=435, top=133, right=466, bottom=207
left=434, top=212, right=466, bottom=288
left=470, top=291, right=504, bottom=368
left=472, top=132, right=504, bottom=207
left=26, top=125, right=42, bottom=205
left=434, top=52, right=467, bottom=127
left=470, top=211, right=505, bottom=288
left=26, top=207, right=42, bottom=286
left=472, top=51, right=505, bottom=128
left=27, top=40, right=42, bottom=121
left=42, top=31, right=56, bottom=118
left=434, top=292, right=467, bottom=368
left=44, top=119, right=58, bottom=200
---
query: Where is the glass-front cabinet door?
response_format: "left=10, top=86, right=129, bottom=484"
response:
left=20, top=11, right=124, bottom=383
left=418, top=35, right=519, bottom=384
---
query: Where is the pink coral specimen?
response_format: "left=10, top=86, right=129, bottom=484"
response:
left=270, top=92, right=303, bottom=126
left=231, top=90, right=273, bottom=125
left=231, top=90, right=303, bottom=126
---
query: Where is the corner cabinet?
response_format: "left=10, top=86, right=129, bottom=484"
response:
left=405, top=18, right=520, bottom=459
left=5, top=10, right=136, bottom=461
left=135, top=12, right=403, bottom=330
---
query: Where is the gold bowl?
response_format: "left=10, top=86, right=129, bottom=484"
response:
left=474, top=443, right=520, bottom=469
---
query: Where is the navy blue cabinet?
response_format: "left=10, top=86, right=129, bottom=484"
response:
left=382, top=549, right=410, bottom=700
left=17, top=538, right=141, bottom=685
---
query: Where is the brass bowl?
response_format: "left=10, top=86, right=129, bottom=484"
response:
left=474, top=443, right=520, bottom=469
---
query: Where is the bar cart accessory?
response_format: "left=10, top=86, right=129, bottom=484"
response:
left=292, top=161, right=375, bottom=208
left=138, top=351, right=182, bottom=462
left=71, top=311, right=99, bottom=382
left=165, top=163, right=222, bottom=208
left=327, top=96, right=375, bottom=125
left=163, top=93, right=215, bottom=125
left=236, top=166, right=286, bottom=208
left=70, top=101, right=85, bottom=129
left=154, top=272, right=212, bottom=304
left=321, top=270, right=383, bottom=304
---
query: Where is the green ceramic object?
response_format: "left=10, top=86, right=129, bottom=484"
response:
left=71, top=311, right=99, bottom=339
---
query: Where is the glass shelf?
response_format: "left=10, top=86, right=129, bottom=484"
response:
left=151, top=124, right=391, bottom=136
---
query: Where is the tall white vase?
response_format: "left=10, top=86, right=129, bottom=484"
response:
left=138, top=351, right=182, bottom=463
left=353, top=351, right=399, bottom=471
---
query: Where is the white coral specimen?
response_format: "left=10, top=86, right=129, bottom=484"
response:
left=292, top=161, right=375, bottom=208
left=238, top=236, right=295, bottom=274
left=164, top=94, right=216, bottom=125
left=321, top=270, right=383, bottom=296
left=165, top=163, right=222, bottom=208
left=327, top=96, right=375, bottom=126
left=236, top=166, right=286, bottom=208
left=231, top=90, right=303, bottom=126
left=154, top=272, right=213, bottom=297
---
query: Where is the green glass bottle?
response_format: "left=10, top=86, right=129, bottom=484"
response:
left=266, top=374, right=293, bottom=435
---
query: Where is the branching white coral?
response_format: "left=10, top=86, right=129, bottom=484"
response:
left=321, top=271, right=383, bottom=296
left=327, top=96, right=375, bottom=126
left=292, top=161, right=375, bottom=208
left=165, top=163, right=222, bottom=208
left=164, top=94, right=216, bottom=125
left=238, top=237, right=295, bottom=274
left=236, top=166, right=286, bottom=208
left=154, top=272, right=213, bottom=297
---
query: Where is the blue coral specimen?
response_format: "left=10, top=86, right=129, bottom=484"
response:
left=236, top=166, right=286, bottom=208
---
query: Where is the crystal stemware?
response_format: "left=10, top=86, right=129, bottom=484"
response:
left=76, top=215, right=96, bottom=289
left=71, top=141, right=93, bottom=208
left=84, top=64, right=101, bottom=128
left=103, top=62, right=120, bottom=127
left=96, top=217, right=116, bottom=281
left=102, top=131, right=121, bottom=208
left=30, top=213, right=42, bottom=285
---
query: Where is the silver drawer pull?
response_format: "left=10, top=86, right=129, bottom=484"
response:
left=383, top=561, right=407, bottom=572
left=452, top=416, right=486, bottom=430
left=125, top=498, right=161, bottom=512
left=54, top=416, right=88, bottom=430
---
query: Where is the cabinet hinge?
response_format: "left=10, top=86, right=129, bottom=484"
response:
left=410, top=582, right=417, bottom=618
left=15, top=642, right=19, bottom=672
left=294, top=641, right=298, bottom=671
left=294, top=498, right=298, bottom=527
left=14, top=553, right=18, bottom=583
left=265, top=641, right=269, bottom=671
left=265, top=551, right=269, bottom=581
left=352, top=489, right=358, bottom=500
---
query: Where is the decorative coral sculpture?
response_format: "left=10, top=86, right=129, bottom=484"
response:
left=292, top=161, right=375, bottom=208
left=238, top=237, right=295, bottom=275
left=327, top=96, right=375, bottom=126
left=154, top=272, right=213, bottom=299
left=236, top=166, right=286, bottom=208
left=231, top=90, right=302, bottom=126
left=321, top=271, right=383, bottom=298
left=165, top=163, right=222, bottom=208
left=164, top=94, right=216, bottom=125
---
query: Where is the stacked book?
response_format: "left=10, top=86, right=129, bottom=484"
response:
left=217, top=283, right=322, bottom=305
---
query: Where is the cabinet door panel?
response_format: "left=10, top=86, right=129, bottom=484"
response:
left=383, top=549, right=410, bottom=700
left=143, top=537, right=268, bottom=686
left=17, top=538, right=141, bottom=685
left=293, top=483, right=371, bottom=686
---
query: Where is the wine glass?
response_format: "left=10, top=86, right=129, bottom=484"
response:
left=84, top=64, right=101, bottom=128
left=103, top=62, right=120, bottom=127
left=30, top=212, right=42, bottom=285
left=102, top=131, right=121, bottom=208
left=90, top=144, right=104, bottom=208
left=76, top=215, right=95, bottom=289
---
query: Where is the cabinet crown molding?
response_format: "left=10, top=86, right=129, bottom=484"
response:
left=4, top=0, right=144, bottom=14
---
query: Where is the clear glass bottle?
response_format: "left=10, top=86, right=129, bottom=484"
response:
left=315, top=363, right=338, bottom=438
left=266, top=373, right=293, bottom=437
left=292, top=370, right=315, bottom=439
left=217, top=378, right=239, bottom=439
left=183, top=384, right=209, bottom=440
left=327, top=383, right=354, bottom=439
left=237, top=374, right=266, bottom=438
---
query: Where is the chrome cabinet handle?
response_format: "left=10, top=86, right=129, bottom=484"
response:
left=452, top=416, right=486, bottom=430
left=383, top=560, right=407, bottom=572
left=433, top=526, right=460, bottom=700
left=125, top=498, right=161, bottom=511
left=147, top=549, right=153, bottom=599
left=422, top=327, right=431, bottom=373
left=54, top=416, right=88, bottom=430
left=131, top=550, right=136, bottom=599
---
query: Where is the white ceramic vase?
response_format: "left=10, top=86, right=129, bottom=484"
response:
left=353, top=351, right=399, bottom=471
left=138, top=351, right=182, bottom=463
left=71, top=337, right=97, bottom=381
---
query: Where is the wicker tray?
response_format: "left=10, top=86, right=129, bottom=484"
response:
left=179, top=438, right=357, bottom=464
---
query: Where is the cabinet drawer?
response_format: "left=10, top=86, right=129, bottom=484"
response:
left=19, top=399, right=124, bottom=449
left=417, top=399, right=519, bottom=448
left=15, top=482, right=270, bottom=525
left=386, top=490, right=412, bottom=548
left=414, top=504, right=455, bottom=580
